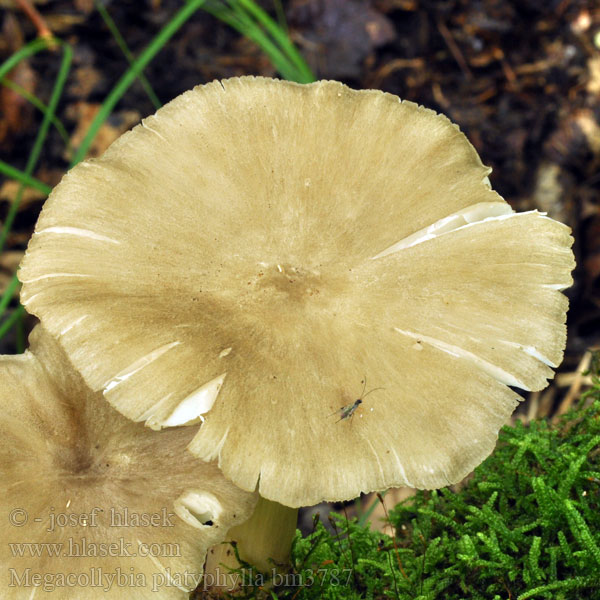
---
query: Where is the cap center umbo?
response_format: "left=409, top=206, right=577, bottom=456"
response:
left=54, top=442, right=94, bottom=476
left=55, top=437, right=133, bottom=479
left=255, top=263, right=323, bottom=303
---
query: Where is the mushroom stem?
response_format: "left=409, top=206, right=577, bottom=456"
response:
left=204, top=497, right=298, bottom=590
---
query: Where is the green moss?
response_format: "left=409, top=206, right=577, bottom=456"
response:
left=230, top=374, right=600, bottom=600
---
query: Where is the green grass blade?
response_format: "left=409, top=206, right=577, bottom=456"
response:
left=0, top=305, right=25, bottom=341
left=0, top=160, right=52, bottom=196
left=234, top=0, right=314, bottom=82
left=271, top=0, right=287, bottom=32
left=94, top=0, right=162, bottom=110
left=15, top=309, right=25, bottom=353
left=70, top=0, right=206, bottom=167
left=0, top=276, right=25, bottom=352
left=0, top=42, right=72, bottom=254
left=0, top=37, right=69, bottom=347
left=204, top=3, right=303, bottom=82
left=0, top=38, right=50, bottom=80
left=0, top=274, right=20, bottom=315
left=0, top=77, right=72, bottom=150
left=358, top=490, right=387, bottom=527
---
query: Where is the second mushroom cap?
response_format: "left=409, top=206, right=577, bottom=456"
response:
left=0, top=326, right=257, bottom=598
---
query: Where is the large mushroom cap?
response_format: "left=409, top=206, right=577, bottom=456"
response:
left=19, top=77, right=575, bottom=507
left=0, top=326, right=256, bottom=598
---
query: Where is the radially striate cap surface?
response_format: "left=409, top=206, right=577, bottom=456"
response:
left=19, top=77, right=575, bottom=507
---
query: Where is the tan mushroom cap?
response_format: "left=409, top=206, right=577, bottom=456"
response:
left=0, top=326, right=256, bottom=598
left=18, top=77, right=575, bottom=507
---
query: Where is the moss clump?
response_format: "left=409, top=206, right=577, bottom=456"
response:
left=229, top=380, right=600, bottom=600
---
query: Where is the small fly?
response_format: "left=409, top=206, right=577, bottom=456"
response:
left=329, top=377, right=384, bottom=423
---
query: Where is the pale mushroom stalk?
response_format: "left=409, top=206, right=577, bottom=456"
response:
left=204, top=498, right=298, bottom=589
